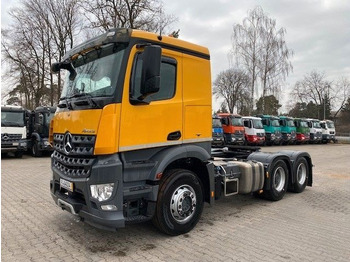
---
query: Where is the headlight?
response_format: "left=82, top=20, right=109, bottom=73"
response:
left=44, top=141, right=51, bottom=146
left=20, top=141, right=27, bottom=147
left=90, top=183, right=114, bottom=201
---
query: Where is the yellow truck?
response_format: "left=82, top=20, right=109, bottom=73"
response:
left=50, top=28, right=313, bottom=235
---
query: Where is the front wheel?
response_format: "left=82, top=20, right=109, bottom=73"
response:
left=264, top=160, right=289, bottom=201
left=32, top=140, right=42, bottom=157
left=152, top=169, right=204, bottom=236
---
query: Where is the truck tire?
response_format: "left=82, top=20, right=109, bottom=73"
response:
left=291, top=157, right=308, bottom=193
left=264, top=160, right=289, bottom=201
left=152, top=169, right=204, bottom=236
left=32, top=140, right=42, bottom=157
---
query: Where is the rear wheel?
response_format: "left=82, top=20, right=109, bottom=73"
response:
left=264, top=160, right=289, bottom=201
left=291, top=157, right=309, bottom=193
left=152, top=169, right=204, bottom=236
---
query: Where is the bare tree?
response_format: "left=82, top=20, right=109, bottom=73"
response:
left=213, top=68, right=250, bottom=114
left=293, top=71, right=330, bottom=105
left=80, top=0, right=177, bottom=34
left=258, top=17, right=293, bottom=111
left=332, top=77, right=350, bottom=121
left=231, top=6, right=265, bottom=114
left=231, top=6, right=293, bottom=114
left=292, top=70, right=334, bottom=119
left=2, top=0, right=81, bottom=108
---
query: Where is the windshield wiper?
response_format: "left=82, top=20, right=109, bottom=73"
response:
left=69, top=92, right=98, bottom=108
left=58, top=96, right=72, bottom=109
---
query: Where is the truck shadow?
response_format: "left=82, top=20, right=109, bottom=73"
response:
left=51, top=193, right=281, bottom=258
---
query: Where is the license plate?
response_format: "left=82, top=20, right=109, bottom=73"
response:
left=60, top=178, right=74, bottom=192
left=13, top=142, right=19, bottom=146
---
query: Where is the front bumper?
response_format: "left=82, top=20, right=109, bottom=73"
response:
left=1, top=140, right=27, bottom=153
left=50, top=153, right=125, bottom=231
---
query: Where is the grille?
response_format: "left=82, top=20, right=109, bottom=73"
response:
left=234, top=131, right=244, bottom=138
left=53, top=133, right=96, bottom=178
left=1, top=133, right=22, bottom=143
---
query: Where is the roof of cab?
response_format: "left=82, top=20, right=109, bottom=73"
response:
left=131, top=30, right=209, bottom=57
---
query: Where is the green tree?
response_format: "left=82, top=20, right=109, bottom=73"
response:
left=255, top=95, right=281, bottom=115
left=216, top=102, right=228, bottom=113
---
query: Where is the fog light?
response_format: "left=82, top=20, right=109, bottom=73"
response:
left=101, top=205, right=118, bottom=211
left=90, top=183, right=114, bottom=202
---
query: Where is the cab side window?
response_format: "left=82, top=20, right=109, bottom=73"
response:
left=131, top=53, right=177, bottom=102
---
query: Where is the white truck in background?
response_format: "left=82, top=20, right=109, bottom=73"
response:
left=320, top=120, right=336, bottom=144
left=306, top=119, right=322, bottom=144
left=1, top=105, right=28, bottom=157
left=242, top=116, right=266, bottom=146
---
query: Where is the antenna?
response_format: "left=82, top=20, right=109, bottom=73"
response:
left=157, top=8, right=163, bottom=41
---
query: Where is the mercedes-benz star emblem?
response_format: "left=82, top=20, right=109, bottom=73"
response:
left=63, top=132, right=73, bottom=154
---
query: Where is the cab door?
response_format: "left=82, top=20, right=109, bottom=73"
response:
left=119, top=46, right=183, bottom=152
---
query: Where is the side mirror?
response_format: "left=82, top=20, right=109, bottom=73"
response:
left=139, top=45, right=161, bottom=100
left=51, top=62, right=77, bottom=81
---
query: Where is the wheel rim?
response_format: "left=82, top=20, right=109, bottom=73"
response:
left=170, top=184, right=196, bottom=224
left=273, top=166, right=286, bottom=192
left=296, top=162, right=307, bottom=185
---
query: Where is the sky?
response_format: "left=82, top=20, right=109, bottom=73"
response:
left=1, top=0, right=350, bottom=112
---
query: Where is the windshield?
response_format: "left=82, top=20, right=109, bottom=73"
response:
left=287, top=120, right=295, bottom=127
left=300, top=121, right=308, bottom=127
left=231, top=117, right=243, bottom=126
left=253, top=119, right=263, bottom=129
left=61, top=44, right=125, bottom=99
left=1, top=111, right=25, bottom=127
left=271, top=119, right=280, bottom=127
left=327, top=121, right=335, bottom=128
left=312, top=121, right=321, bottom=128
left=212, top=118, right=221, bottom=128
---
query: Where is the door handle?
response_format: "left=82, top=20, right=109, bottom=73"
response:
left=167, top=131, right=181, bottom=141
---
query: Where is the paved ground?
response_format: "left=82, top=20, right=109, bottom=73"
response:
left=2, top=144, right=350, bottom=262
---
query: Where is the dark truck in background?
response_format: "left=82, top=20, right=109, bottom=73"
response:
left=27, top=106, right=56, bottom=156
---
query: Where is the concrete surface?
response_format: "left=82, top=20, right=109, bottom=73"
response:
left=1, top=144, right=350, bottom=261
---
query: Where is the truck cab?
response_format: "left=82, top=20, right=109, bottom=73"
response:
left=242, top=116, right=265, bottom=145
left=293, top=118, right=310, bottom=144
left=1, top=105, right=28, bottom=157
left=212, top=117, right=224, bottom=147
left=278, top=116, right=296, bottom=144
left=27, top=106, right=56, bottom=156
left=217, top=113, right=245, bottom=145
left=256, top=115, right=282, bottom=145
left=305, top=118, right=322, bottom=144
left=320, top=120, right=336, bottom=143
